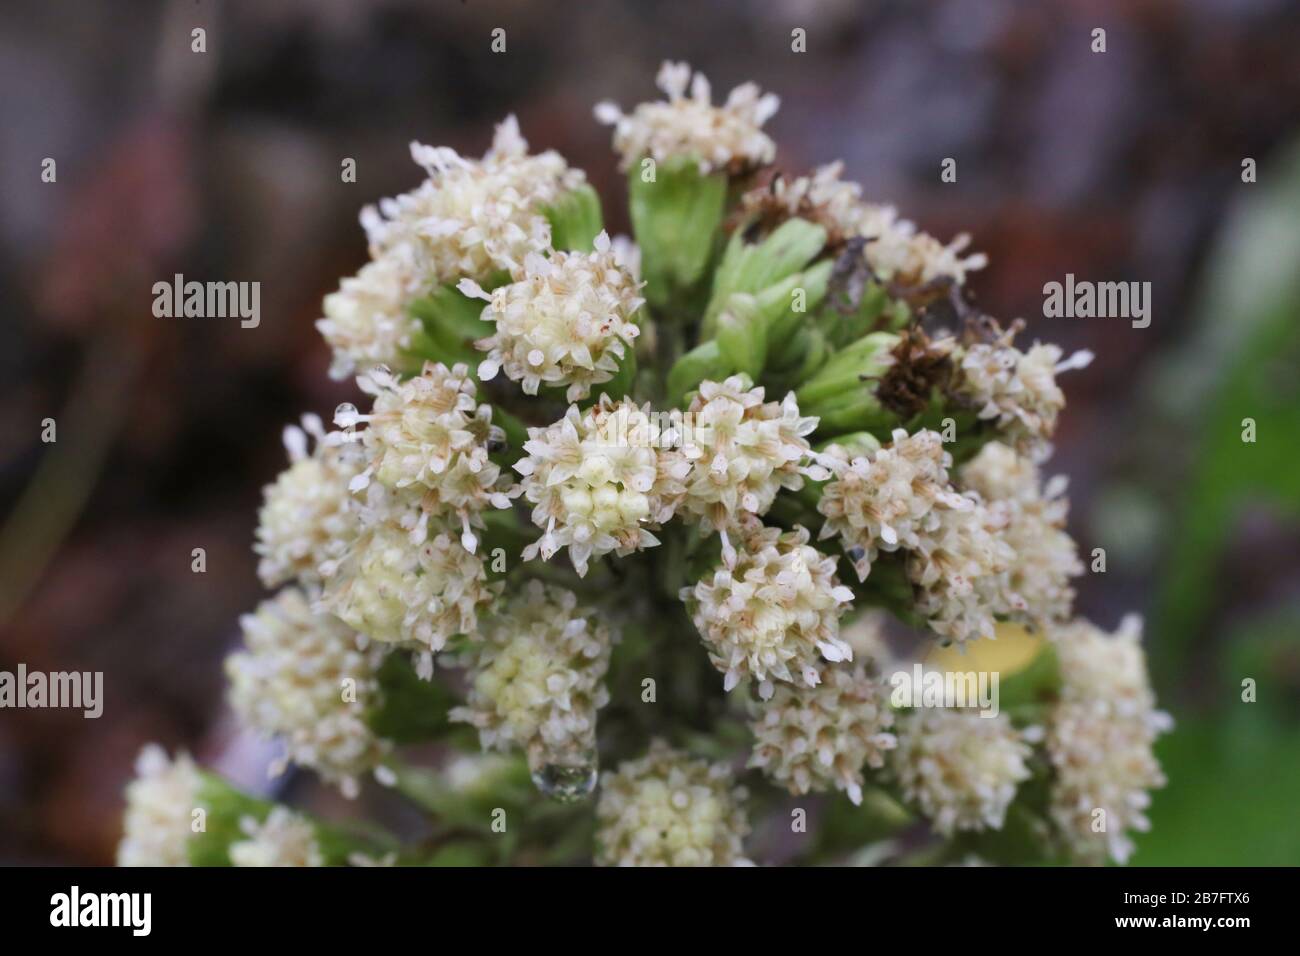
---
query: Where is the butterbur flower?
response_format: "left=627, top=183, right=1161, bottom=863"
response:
left=683, top=523, right=855, bottom=699
left=676, top=376, right=821, bottom=535
left=1046, top=616, right=1170, bottom=864
left=320, top=515, right=496, bottom=656
left=595, top=740, right=751, bottom=866
left=365, top=115, right=585, bottom=284
left=226, top=587, right=391, bottom=798
left=255, top=414, right=363, bottom=590
left=892, top=709, right=1032, bottom=836
left=337, top=361, right=516, bottom=552
left=515, top=396, right=681, bottom=576
left=451, top=581, right=616, bottom=795
left=907, top=498, right=1014, bottom=645
left=318, top=116, right=586, bottom=377
left=594, top=61, right=778, bottom=174
left=460, top=232, right=644, bottom=402
left=860, top=209, right=986, bottom=287
left=317, top=254, right=423, bottom=380
left=953, top=325, right=1093, bottom=459
left=748, top=664, right=897, bottom=805
left=117, top=744, right=203, bottom=867
left=817, top=428, right=969, bottom=582
left=228, top=808, right=324, bottom=868
left=132, top=61, right=1170, bottom=868
left=959, top=441, right=1082, bottom=627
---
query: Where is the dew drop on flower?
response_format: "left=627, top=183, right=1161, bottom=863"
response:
left=334, top=402, right=360, bottom=428
left=531, top=760, right=598, bottom=803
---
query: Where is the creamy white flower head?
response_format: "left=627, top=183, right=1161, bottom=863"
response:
left=683, top=523, right=855, bottom=700
left=954, top=329, right=1093, bottom=459
left=460, top=232, right=644, bottom=402
left=907, top=496, right=1014, bottom=645
left=596, top=740, right=751, bottom=866
left=862, top=213, right=987, bottom=287
left=748, top=664, right=897, bottom=805
left=594, top=61, right=778, bottom=174
left=451, top=580, right=616, bottom=779
left=1046, top=617, right=1169, bottom=863
left=364, top=115, right=585, bottom=284
left=228, top=808, right=323, bottom=868
left=817, top=428, right=969, bottom=582
left=255, top=413, right=363, bottom=590
left=1046, top=700, right=1166, bottom=865
left=676, top=376, right=820, bottom=534
left=227, top=587, right=391, bottom=798
left=118, top=749, right=202, bottom=868
left=1053, top=615, right=1167, bottom=719
left=515, top=396, right=682, bottom=576
left=317, top=253, right=424, bottom=380
left=959, top=441, right=1081, bottom=627
left=892, top=708, right=1031, bottom=836
left=319, top=510, right=496, bottom=654
left=318, top=117, right=584, bottom=378
left=336, top=361, right=517, bottom=552
left=117, top=744, right=203, bottom=867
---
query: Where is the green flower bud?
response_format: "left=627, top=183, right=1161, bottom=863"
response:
left=715, top=294, right=767, bottom=379
left=667, top=339, right=729, bottom=405
left=703, top=219, right=827, bottom=336
left=543, top=183, right=605, bottom=252
left=628, top=156, right=727, bottom=311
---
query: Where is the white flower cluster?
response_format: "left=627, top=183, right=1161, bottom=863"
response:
left=338, top=360, right=517, bottom=551
left=891, top=708, right=1032, bottom=836
left=958, top=441, right=1082, bottom=628
left=461, top=232, right=644, bottom=402
left=318, top=116, right=587, bottom=378
left=906, top=502, right=1014, bottom=645
left=748, top=664, right=897, bottom=805
left=515, top=395, right=682, bottom=576
left=1046, top=616, right=1171, bottom=864
left=676, top=376, right=821, bottom=535
left=255, top=414, right=364, bottom=590
left=228, top=808, right=324, bottom=868
left=226, top=587, right=390, bottom=798
left=594, top=61, right=778, bottom=174
left=316, top=361, right=514, bottom=663
left=740, top=161, right=987, bottom=285
left=817, top=428, right=1015, bottom=644
left=595, top=740, right=751, bottom=866
left=953, top=327, right=1093, bottom=460
left=451, top=581, right=616, bottom=780
left=320, top=515, right=496, bottom=659
left=817, top=428, right=969, bottom=582
left=683, top=523, right=855, bottom=699
left=859, top=204, right=987, bottom=288
left=117, top=745, right=203, bottom=867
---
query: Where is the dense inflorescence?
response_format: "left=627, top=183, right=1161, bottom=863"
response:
left=119, top=61, right=1164, bottom=869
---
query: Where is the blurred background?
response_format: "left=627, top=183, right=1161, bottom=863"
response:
left=1, top=0, right=1298, bottom=865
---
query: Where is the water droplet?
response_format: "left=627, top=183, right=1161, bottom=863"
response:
left=531, top=760, right=597, bottom=803
left=335, top=402, right=359, bottom=427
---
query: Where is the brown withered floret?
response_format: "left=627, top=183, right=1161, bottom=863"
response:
left=875, top=325, right=956, bottom=421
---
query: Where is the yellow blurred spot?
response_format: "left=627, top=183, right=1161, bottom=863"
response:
left=925, top=622, right=1043, bottom=676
